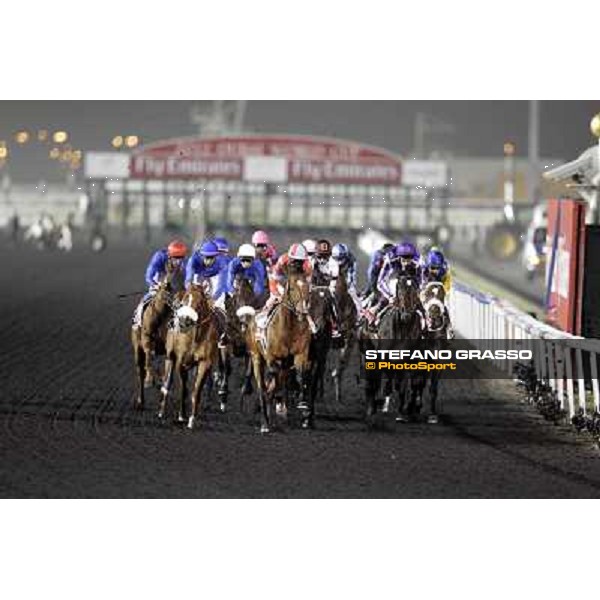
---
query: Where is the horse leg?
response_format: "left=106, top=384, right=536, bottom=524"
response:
left=133, top=344, right=146, bottom=410
left=382, top=375, right=393, bottom=415
left=396, top=377, right=408, bottom=423
left=428, top=374, right=440, bottom=424
left=142, top=331, right=155, bottom=388
left=178, top=364, right=189, bottom=425
left=253, top=355, right=270, bottom=434
left=188, top=361, right=211, bottom=430
left=215, top=347, right=230, bottom=413
left=158, top=357, right=174, bottom=419
left=296, top=357, right=313, bottom=429
left=240, top=354, right=254, bottom=412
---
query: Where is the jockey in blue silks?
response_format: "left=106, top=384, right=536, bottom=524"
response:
left=184, top=239, right=230, bottom=347
left=226, top=244, right=265, bottom=295
left=132, top=239, right=188, bottom=327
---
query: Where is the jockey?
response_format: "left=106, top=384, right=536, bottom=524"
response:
left=185, top=240, right=224, bottom=293
left=185, top=240, right=229, bottom=347
left=213, top=236, right=233, bottom=268
left=421, top=247, right=452, bottom=294
left=310, top=239, right=341, bottom=338
left=262, top=242, right=312, bottom=314
left=302, top=239, right=317, bottom=259
left=365, top=241, right=421, bottom=324
left=332, top=242, right=362, bottom=316
left=132, top=239, right=188, bottom=328
left=252, top=229, right=278, bottom=290
left=364, top=242, right=395, bottom=299
left=219, top=243, right=266, bottom=307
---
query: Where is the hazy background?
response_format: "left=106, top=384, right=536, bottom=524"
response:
left=1, top=100, right=598, bottom=182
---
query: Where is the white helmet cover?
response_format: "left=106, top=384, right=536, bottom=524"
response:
left=238, top=243, right=257, bottom=259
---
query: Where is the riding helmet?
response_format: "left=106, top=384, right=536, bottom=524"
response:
left=252, top=230, right=270, bottom=245
left=332, top=243, right=349, bottom=260
left=427, top=249, right=446, bottom=268
left=288, top=243, right=308, bottom=261
left=396, top=241, right=417, bottom=258
left=213, top=236, right=230, bottom=254
left=199, top=240, right=219, bottom=257
left=167, top=240, right=188, bottom=258
left=237, top=243, right=256, bottom=259
left=302, top=239, right=317, bottom=255
left=316, top=239, right=332, bottom=258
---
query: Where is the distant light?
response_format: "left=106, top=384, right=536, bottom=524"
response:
left=112, top=135, right=124, bottom=149
left=53, top=131, right=69, bottom=144
left=124, top=135, right=139, bottom=148
left=15, top=130, right=30, bottom=144
left=591, top=113, right=600, bottom=139
left=38, top=129, right=49, bottom=142
left=49, top=147, right=60, bottom=159
left=0, top=147, right=8, bottom=159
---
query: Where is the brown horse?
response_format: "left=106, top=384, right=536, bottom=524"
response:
left=244, top=270, right=314, bottom=433
left=330, top=268, right=358, bottom=406
left=159, top=284, right=219, bottom=429
left=131, top=271, right=176, bottom=410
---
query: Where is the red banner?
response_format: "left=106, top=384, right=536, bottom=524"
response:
left=545, top=198, right=586, bottom=334
left=130, top=134, right=402, bottom=185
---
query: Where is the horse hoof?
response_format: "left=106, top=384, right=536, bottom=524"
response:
left=157, top=411, right=164, bottom=420
left=396, top=415, right=408, bottom=423
left=160, top=385, right=169, bottom=395
left=219, top=402, right=227, bottom=414
left=260, top=425, right=270, bottom=434
left=301, top=419, right=314, bottom=430
left=382, top=398, right=391, bottom=413
left=177, top=413, right=186, bottom=423
left=187, top=417, right=195, bottom=430
left=275, top=402, right=287, bottom=416
left=427, top=415, right=439, bottom=424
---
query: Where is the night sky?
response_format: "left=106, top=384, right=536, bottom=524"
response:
left=0, top=100, right=598, bottom=182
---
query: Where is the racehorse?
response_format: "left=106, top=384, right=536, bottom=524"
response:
left=225, top=276, right=259, bottom=411
left=244, top=270, right=313, bottom=433
left=361, top=275, right=424, bottom=424
left=159, top=284, right=219, bottom=429
left=131, top=271, right=176, bottom=410
left=414, top=281, right=452, bottom=424
left=308, top=285, right=334, bottom=412
left=330, top=267, right=358, bottom=406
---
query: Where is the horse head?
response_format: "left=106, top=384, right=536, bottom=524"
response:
left=285, top=272, right=311, bottom=322
left=394, top=276, right=420, bottom=323
left=309, top=285, right=331, bottom=332
left=420, top=282, right=447, bottom=333
left=176, top=284, right=211, bottom=332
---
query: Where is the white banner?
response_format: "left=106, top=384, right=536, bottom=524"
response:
left=403, top=160, right=448, bottom=187
left=243, top=155, right=288, bottom=183
left=84, top=152, right=130, bottom=179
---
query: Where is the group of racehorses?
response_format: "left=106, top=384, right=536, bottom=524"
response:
left=131, top=254, right=453, bottom=433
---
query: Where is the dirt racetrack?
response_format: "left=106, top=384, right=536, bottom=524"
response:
left=2, top=231, right=600, bottom=498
